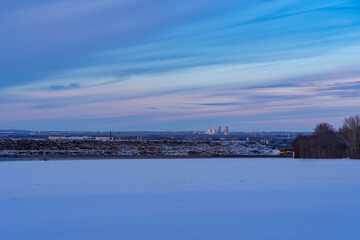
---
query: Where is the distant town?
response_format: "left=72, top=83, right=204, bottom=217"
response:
left=0, top=127, right=305, bottom=159
left=0, top=127, right=302, bottom=148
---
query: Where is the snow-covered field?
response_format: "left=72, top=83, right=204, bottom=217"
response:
left=1, top=158, right=360, bottom=240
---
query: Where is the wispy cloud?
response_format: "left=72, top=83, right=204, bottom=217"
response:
left=43, top=83, right=81, bottom=91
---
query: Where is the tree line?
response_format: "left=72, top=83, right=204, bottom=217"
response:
left=292, top=115, right=360, bottom=159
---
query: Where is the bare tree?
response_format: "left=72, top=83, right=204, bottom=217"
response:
left=292, top=123, right=346, bottom=159
left=313, top=123, right=345, bottom=158
left=292, top=134, right=317, bottom=158
left=339, top=115, right=360, bottom=159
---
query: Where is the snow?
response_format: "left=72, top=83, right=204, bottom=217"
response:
left=1, top=158, right=360, bottom=239
left=271, top=149, right=280, bottom=155
left=0, top=139, right=277, bottom=157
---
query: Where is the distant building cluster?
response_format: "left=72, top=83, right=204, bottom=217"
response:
left=48, top=132, right=114, bottom=141
left=194, top=126, right=229, bottom=135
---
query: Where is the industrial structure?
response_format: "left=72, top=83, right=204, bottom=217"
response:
left=224, top=126, right=228, bottom=135
left=206, top=129, right=216, bottom=135
left=202, top=126, right=229, bottom=135
left=216, top=126, right=221, bottom=134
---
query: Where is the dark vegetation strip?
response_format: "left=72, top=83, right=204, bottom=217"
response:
left=292, top=115, right=360, bottom=159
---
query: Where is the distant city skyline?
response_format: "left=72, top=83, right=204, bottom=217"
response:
left=1, top=0, right=360, bottom=131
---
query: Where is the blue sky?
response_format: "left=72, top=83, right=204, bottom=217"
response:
left=1, top=0, right=360, bottom=131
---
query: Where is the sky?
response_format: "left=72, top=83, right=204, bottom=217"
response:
left=1, top=0, right=360, bottom=131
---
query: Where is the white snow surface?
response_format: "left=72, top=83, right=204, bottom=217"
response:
left=1, top=158, right=360, bottom=240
